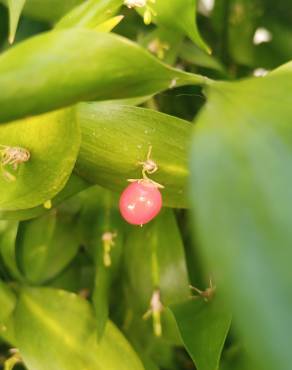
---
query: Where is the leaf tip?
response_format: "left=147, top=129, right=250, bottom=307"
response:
left=8, top=34, right=15, bottom=45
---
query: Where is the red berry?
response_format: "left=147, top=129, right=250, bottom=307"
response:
left=119, top=181, right=162, bottom=225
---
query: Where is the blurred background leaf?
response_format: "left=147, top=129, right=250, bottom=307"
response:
left=16, top=205, right=81, bottom=284
left=191, top=66, right=292, bottom=370
left=170, top=297, right=231, bottom=370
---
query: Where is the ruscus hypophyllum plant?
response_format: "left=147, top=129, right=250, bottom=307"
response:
left=0, top=145, right=30, bottom=181
left=0, top=1, right=291, bottom=370
left=101, top=231, right=117, bottom=266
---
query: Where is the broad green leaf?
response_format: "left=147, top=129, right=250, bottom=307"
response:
left=0, top=0, right=83, bottom=23
left=78, top=186, right=124, bottom=339
left=93, top=207, right=124, bottom=339
left=121, top=210, right=189, bottom=353
left=94, top=15, right=124, bottom=32
left=0, top=280, right=16, bottom=323
left=124, top=208, right=189, bottom=314
left=123, top=311, right=181, bottom=368
left=138, top=0, right=210, bottom=53
left=49, top=251, right=95, bottom=294
left=76, top=103, right=191, bottom=208
left=0, top=175, right=89, bottom=222
left=220, top=345, right=252, bottom=370
left=13, top=287, right=144, bottom=370
left=0, top=221, right=22, bottom=280
left=180, top=41, right=225, bottom=72
left=0, top=108, right=80, bottom=211
left=170, top=297, right=231, bottom=370
left=56, top=0, right=123, bottom=30
left=190, top=69, right=292, bottom=370
left=16, top=207, right=80, bottom=284
left=7, top=0, right=26, bottom=44
left=89, top=95, right=153, bottom=107
left=227, top=0, right=259, bottom=66
left=0, top=29, right=205, bottom=124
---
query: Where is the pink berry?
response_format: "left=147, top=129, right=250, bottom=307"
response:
left=119, top=181, right=162, bottom=225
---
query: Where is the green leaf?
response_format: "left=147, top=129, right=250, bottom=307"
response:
left=124, top=209, right=189, bottom=312
left=13, top=287, right=144, bottom=370
left=0, top=108, right=80, bottom=211
left=7, top=0, right=26, bottom=44
left=16, top=207, right=80, bottom=284
left=121, top=210, right=189, bottom=348
left=94, top=15, right=124, bottom=32
left=0, top=280, right=16, bottom=323
left=4, top=356, right=19, bottom=370
left=141, top=0, right=210, bottom=53
left=190, top=68, right=292, bottom=370
left=0, top=0, right=84, bottom=23
left=170, top=297, right=231, bottom=370
left=180, top=41, right=225, bottom=72
left=0, top=175, right=89, bottom=222
left=56, top=0, right=123, bottom=30
left=0, top=221, right=22, bottom=280
left=76, top=103, right=191, bottom=208
left=227, top=0, right=259, bottom=66
left=78, top=186, right=124, bottom=339
left=0, top=29, right=205, bottom=123
left=93, top=214, right=124, bottom=338
left=49, top=251, right=95, bottom=294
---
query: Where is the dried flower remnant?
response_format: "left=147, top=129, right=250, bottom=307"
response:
left=0, top=145, right=30, bottom=181
left=102, top=231, right=117, bottom=267
left=124, top=0, right=157, bottom=25
left=148, top=38, right=170, bottom=59
left=190, top=277, right=216, bottom=302
left=124, top=0, right=146, bottom=8
left=143, top=289, right=163, bottom=336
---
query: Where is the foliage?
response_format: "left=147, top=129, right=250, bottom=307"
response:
left=0, top=1, right=291, bottom=370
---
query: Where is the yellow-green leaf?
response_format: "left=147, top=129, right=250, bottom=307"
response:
left=0, top=108, right=80, bottom=211
left=7, top=0, right=26, bottom=44
left=13, top=287, right=144, bottom=370
left=0, top=29, right=205, bottom=123
left=76, top=103, right=192, bottom=208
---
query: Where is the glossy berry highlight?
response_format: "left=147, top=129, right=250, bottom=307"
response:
left=119, top=180, right=162, bottom=225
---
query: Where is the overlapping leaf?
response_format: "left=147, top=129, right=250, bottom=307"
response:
left=0, top=29, right=205, bottom=123
left=13, top=287, right=145, bottom=370
left=0, top=108, right=80, bottom=211
left=124, top=209, right=189, bottom=314
left=191, top=64, right=292, bottom=370
left=137, top=0, right=210, bottom=53
left=0, top=280, right=16, bottom=323
left=76, top=103, right=191, bottom=208
left=0, top=175, right=89, bottom=221
left=16, top=206, right=81, bottom=284
left=0, top=0, right=83, bottom=23
left=170, top=297, right=231, bottom=370
left=56, top=0, right=123, bottom=30
left=7, top=0, right=26, bottom=43
left=78, top=186, right=125, bottom=339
